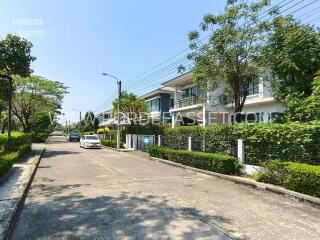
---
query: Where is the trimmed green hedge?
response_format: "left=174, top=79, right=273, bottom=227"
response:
left=125, top=125, right=165, bottom=136
left=0, top=132, right=32, bottom=152
left=148, top=145, right=242, bottom=175
left=101, top=139, right=124, bottom=149
left=0, top=132, right=32, bottom=177
left=0, top=144, right=31, bottom=177
left=163, top=123, right=320, bottom=165
left=254, top=160, right=320, bottom=197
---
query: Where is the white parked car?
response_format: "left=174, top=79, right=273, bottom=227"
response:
left=80, top=135, right=102, bottom=149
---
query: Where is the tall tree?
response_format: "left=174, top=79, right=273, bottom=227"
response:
left=264, top=16, right=320, bottom=99
left=112, top=91, right=147, bottom=125
left=0, top=34, right=36, bottom=77
left=79, top=111, right=99, bottom=133
left=185, top=0, right=276, bottom=112
left=12, top=75, right=68, bottom=132
left=0, top=34, right=36, bottom=131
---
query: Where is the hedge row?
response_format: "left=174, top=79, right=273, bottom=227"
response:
left=124, top=125, right=165, bottom=136
left=254, top=160, right=320, bottom=197
left=101, top=139, right=124, bottom=149
left=148, top=145, right=242, bottom=175
left=0, top=132, right=32, bottom=152
left=0, top=144, right=31, bottom=177
left=163, top=123, right=320, bottom=165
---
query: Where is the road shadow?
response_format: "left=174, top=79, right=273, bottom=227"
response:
left=43, top=150, right=82, bottom=158
left=11, top=182, right=246, bottom=240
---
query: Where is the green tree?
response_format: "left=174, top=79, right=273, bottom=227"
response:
left=0, top=34, right=36, bottom=77
left=112, top=91, right=147, bottom=125
left=79, top=111, right=99, bottom=133
left=264, top=16, right=320, bottom=99
left=185, top=0, right=276, bottom=112
left=12, top=75, right=68, bottom=132
left=285, top=73, right=320, bottom=121
left=0, top=34, right=36, bottom=131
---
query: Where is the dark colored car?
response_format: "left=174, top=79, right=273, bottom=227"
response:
left=68, top=133, right=81, bottom=142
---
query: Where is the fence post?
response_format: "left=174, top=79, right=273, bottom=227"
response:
left=158, top=135, right=161, bottom=146
left=188, top=136, right=192, bottom=151
left=237, top=139, right=245, bottom=164
left=132, top=134, right=137, bottom=151
left=125, top=134, right=129, bottom=149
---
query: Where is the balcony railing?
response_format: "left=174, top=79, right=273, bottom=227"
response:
left=174, top=96, right=200, bottom=109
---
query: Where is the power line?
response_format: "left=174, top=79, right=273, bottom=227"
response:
left=95, top=0, right=320, bottom=112
left=125, top=0, right=310, bottom=93
left=123, top=0, right=292, bottom=89
left=123, top=0, right=301, bottom=91
left=127, top=0, right=319, bottom=96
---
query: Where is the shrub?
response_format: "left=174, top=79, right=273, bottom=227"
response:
left=32, top=132, right=49, bottom=143
left=0, top=144, right=32, bottom=177
left=253, top=160, right=289, bottom=185
left=0, top=132, right=32, bottom=152
left=284, top=163, right=320, bottom=197
left=101, top=139, right=124, bottom=149
left=125, top=125, right=165, bottom=136
left=255, top=160, right=320, bottom=197
left=147, top=145, right=242, bottom=175
left=97, top=127, right=110, bottom=134
left=162, top=123, right=320, bottom=165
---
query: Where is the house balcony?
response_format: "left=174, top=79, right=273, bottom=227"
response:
left=170, top=96, right=203, bottom=112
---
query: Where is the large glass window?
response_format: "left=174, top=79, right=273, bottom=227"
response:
left=182, top=86, right=198, bottom=99
left=147, top=98, right=160, bottom=112
left=240, top=77, right=259, bottom=97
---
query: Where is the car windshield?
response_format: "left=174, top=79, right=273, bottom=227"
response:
left=71, top=134, right=79, bottom=137
left=85, top=136, right=98, bottom=140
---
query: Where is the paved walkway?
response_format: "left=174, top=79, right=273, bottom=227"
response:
left=11, top=137, right=320, bottom=239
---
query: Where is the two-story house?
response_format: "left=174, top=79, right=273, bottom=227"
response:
left=97, top=109, right=115, bottom=128
left=139, top=87, right=174, bottom=123
left=162, top=71, right=285, bottom=127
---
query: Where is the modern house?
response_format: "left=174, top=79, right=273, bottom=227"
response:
left=161, top=71, right=285, bottom=127
left=139, top=87, right=174, bottom=123
left=97, top=109, right=116, bottom=129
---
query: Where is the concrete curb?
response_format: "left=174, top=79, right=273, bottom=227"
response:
left=149, top=156, right=320, bottom=208
left=101, top=146, right=134, bottom=152
left=1, top=148, right=45, bottom=240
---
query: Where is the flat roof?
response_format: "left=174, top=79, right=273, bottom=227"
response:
left=161, top=71, right=193, bottom=87
left=139, top=87, right=174, bottom=100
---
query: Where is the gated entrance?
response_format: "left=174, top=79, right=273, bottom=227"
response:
left=126, top=134, right=156, bottom=151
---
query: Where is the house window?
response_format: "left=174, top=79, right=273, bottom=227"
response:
left=182, top=86, right=198, bottom=99
left=147, top=98, right=160, bottom=112
left=240, top=77, right=259, bottom=97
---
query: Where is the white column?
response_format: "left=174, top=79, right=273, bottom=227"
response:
left=125, top=134, right=129, bottom=149
left=202, top=105, right=206, bottom=127
left=188, top=137, right=192, bottom=151
left=132, top=135, right=137, bottom=151
left=174, top=86, right=179, bottom=108
left=259, top=77, right=264, bottom=99
left=237, top=139, right=245, bottom=164
left=158, top=135, right=161, bottom=146
left=127, top=134, right=132, bottom=149
left=171, top=112, right=175, bottom=128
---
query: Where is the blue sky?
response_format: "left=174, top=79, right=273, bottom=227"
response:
left=1, top=0, right=319, bottom=123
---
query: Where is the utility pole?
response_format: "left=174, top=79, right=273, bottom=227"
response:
left=117, top=80, right=122, bottom=149
left=102, top=73, right=122, bottom=149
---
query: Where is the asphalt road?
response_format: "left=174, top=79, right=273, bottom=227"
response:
left=11, top=136, right=320, bottom=240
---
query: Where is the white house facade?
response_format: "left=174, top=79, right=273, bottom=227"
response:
left=161, top=71, right=285, bottom=128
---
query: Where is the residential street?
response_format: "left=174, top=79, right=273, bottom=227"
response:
left=11, top=136, right=320, bottom=240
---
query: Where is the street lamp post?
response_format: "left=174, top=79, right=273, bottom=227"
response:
left=72, top=108, right=82, bottom=125
left=0, top=75, right=13, bottom=150
left=102, top=73, right=121, bottom=149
